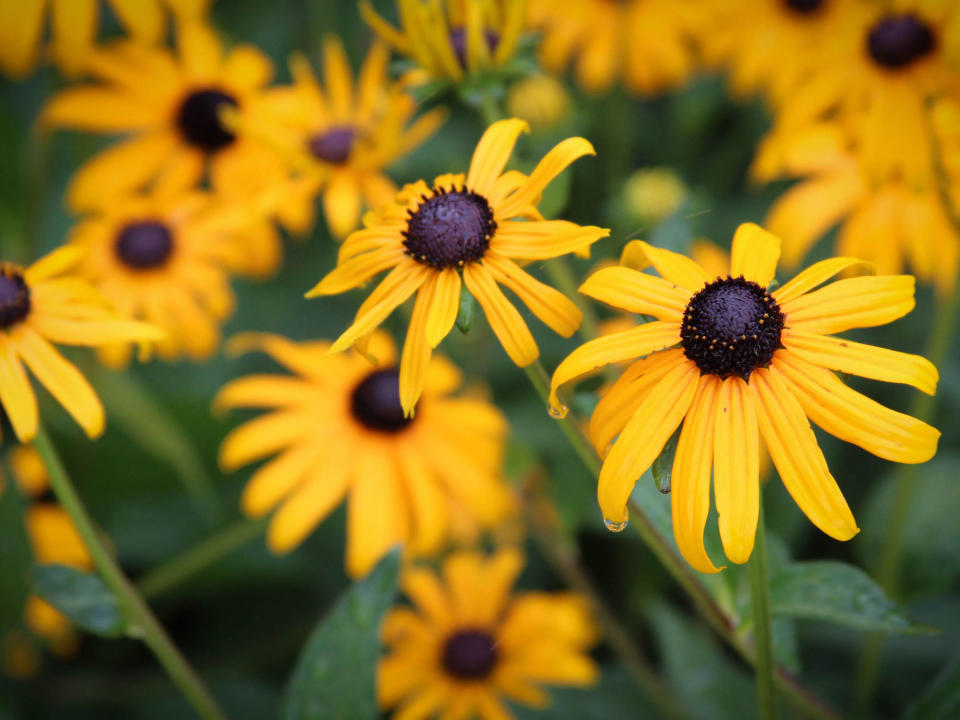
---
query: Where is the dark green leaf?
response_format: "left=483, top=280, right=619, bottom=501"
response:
left=513, top=666, right=656, bottom=719
left=768, top=561, right=934, bottom=635
left=456, top=282, right=474, bottom=334
left=30, top=565, right=126, bottom=638
left=652, top=427, right=680, bottom=494
left=903, top=653, right=960, bottom=720
left=281, top=548, right=402, bottom=720
left=0, top=484, right=31, bottom=638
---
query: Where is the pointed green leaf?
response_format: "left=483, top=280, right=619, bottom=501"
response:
left=30, top=565, right=126, bottom=638
left=281, top=549, right=402, bottom=720
left=456, top=282, right=475, bottom=334
left=652, top=427, right=680, bottom=494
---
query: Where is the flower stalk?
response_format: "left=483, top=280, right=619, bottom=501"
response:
left=749, top=501, right=778, bottom=720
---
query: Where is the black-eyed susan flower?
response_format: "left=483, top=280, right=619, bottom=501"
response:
left=530, top=0, right=705, bottom=94
left=308, top=118, right=608, bottom=414
left=66, top=184, right=262, bottom=366
left=214, top=331, right=512, bottom=578
left=245, top=37, right=446, bottom=239
left=42, top=22, right=274, bottom=212
left=0, top=0, right=208, bottom=78
left=550, top=224, right=940, bottom=573
left=0, top=247, right=162, bottom=441
left=379, top=548, right=598, bottom=719
left=360, top=0, right=528, bottom=83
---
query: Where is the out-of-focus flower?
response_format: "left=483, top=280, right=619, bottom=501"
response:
left=551, top=224, right=939, bottom=572
left=506, top=74, right=571, bottom=128
left=530, top=0, right=705, bottom=94
left=0, top=0, right=209, bottom=78
left=214, top=331, right=512, bottom=578
left=42, top=22, right=275, bottom=212
left=0, top=247, right=162, bottom=442
left=308, top=118, right=607, bottom=414
left=623, top=167, right=687, bottom=224
left=246, top=37, right=446, bottom=239
left=379, top=548, right=598, bottom=719
left=360, top=0, right=528, bottom=83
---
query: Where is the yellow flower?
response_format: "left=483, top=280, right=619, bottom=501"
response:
left=246, top=37, right=446, bottom=239
left=622, top=167, right=687, bottom=224
left=379, top=548, right=598, bottom=719
left=308, top=118, right=608, bottom=414
left=506, top=74, right=571, bottom=129
left=0, top=0, right=209, bottom=78
left=530, top=0, right=705, bottom=94
left=0, top=247, right=162, bottom=442
left=42, top=22, right=275, bottom=214
left=360, top=0, right=528, bottom=83
left=550, top=223, right=940, bottom=573
left=214, top=331, right=513, bottom=578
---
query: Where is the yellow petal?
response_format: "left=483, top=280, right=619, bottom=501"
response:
left=496, top=137, right=596, bottom=219
left=0, top=0, right=45, bottom=77
left=465, top=118, right=529, bottom=196
left=241, top=441, right=322, bottom=517
left=213, top=375, right=321, bottom=413
left=108, top=0, right=164, bottom=43
left=631, top=241, right=712, bottom=292
left=730, top=223, right=781, bottom=287
left=359, top=0, right=413, bottom=53
left=346, top=447, right=408, bottom=577
left=322, top=35, right=353, bottom=122
left=50, top=0, right=97, bottom=76
left=781, top=275, right=916, bottom=334
left=396, top=443, right=446, bottom=555
left=178, top=20, right=222, bottom=82
left=773, top=257, right=873, bottom=305
left=306, top=246, right=404, bottom=297
left=222, top=44, right=273, bottom=92
left=462, top=263, right=538, bottom=367
left=491, top=220, right=608, bottom=260
left=24, top=246, right=84, bottom=284
left=27, top=314, right=163, bottom=346
left=578, top=266, right=688, bottom=322
left=323, top=170, right=364, bottom=239
left=484, top=253, right=582, bottom=337
left=424, top=267, right=460, bottom=348
left=399, top=280, right=434, bottom=415
left=42, top=87, right=161, bottom=132
left=218, top=409, right=310, bottom=470
left=0, top=335, right=38, bottom=442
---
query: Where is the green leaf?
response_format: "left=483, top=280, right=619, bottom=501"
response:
left=456, top=283, right=475, bottom=334
left=30, top=565, right=126, bottom=638
left=651, top=427, right=680, bottom=494
left=903, top=653, right=960, bottom=720
left=281, top=549, right=402, bottom=720
left=0, top=483, right=31, bottom=638
left=767, top=560, right=934, bottom=635
left=513, top=666, right=656, bottom=719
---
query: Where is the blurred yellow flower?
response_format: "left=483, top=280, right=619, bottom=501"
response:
left=530, top=0, right=705, bottom=94
left=379, top=548, right=598, bottom=719
left=0, top=247, right=162, bottom=442
left=308, top=118, right=608, bottom=415
left=551, top=224, right=939, bottom=573
left=623, top=167, right=687, bottom=224
left=247, top=37, right=446, bottom=239
left=360, top=0, right=528, bottom=82
left=42, top=22, right=275, bottom=213
left=506, top=74, right=571, bottom=128
left=0, top=0, right=209, bottom=78
left=215, top=331, right=513, bottom=578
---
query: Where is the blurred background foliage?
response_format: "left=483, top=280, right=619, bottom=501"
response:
left=0, top=1, right=958, bottom=718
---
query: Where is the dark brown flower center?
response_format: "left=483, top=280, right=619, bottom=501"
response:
left=783, top=0, right=824, bottom=14
left=176, top=88, right=239, bottom=152
left=403, top=187, right=496, bottom=270
left=308, top=126, right=356, bottom=165
left=442, top=630, right=498, bottom=680
left=449, top=27, right=500, bottom=68
left=680, top=276, right=784, bottom=379
left=0, top=267, right=31, bottom=329
left=350, top=368, right=413, bottom=433
left=115, top=221, right=174, bottom=270
left=867, top=14, right=936, bottom=70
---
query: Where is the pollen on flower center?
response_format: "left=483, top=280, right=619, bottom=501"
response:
left=867, top=14, right=936, bottom=70
left=307, top=126, right=356, bottom=164
left=0, top=266, right=31, bottom=329
left=442, top=630, right=498, bottom=680
left=783, top=0, right=824, bottom=14
left=680, top=276, right=784, bottom=379
left=115, top=221, right=174, bottom=270
left=176, top=88, right=239, bottom=152
left=448, top=27, right=501, bottom=68
left=350, top=368, right=414, bottom=432
left=403, top=187, right=496, bottom=270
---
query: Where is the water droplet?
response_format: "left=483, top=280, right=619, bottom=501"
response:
left=604, top=517, right=628, bottom=533
left=548, top=403, right=568, bottom=419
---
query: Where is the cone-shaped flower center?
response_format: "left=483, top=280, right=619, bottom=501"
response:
left=681, top=276, right=784, bottom=379
left=0, top=267, right=31, bottom=329
left=176, top=88, right=239, bottom=152
left=115, top=221, right=174, bottom=270
left=449, top=27, right=500, bottom=68
left=784, top=0, right=824, bottom=13
left=308, top=126, right=356, bottom=165
left=403, top=188, right=496, bottom=270
left=350, top=368, right=413, bottom=433
left=867, top=14, right=936, bottom=69
left=442, top=630, right=498, bottom=680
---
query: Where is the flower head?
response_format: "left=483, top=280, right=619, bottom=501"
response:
left=214, top=331, right=513, bottom=577
left=0, top=247, right=162, bottom=442
left=308, top=118, right=608, bottom=414
left=379, top=548, right=598, bottom=719
left=550, top=223, right=940, bottom=573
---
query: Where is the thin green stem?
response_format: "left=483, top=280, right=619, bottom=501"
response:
left=521, top=360, right=843, bottom=720
left=138, top=518, right=267, bottom=600
left=33, top=427, right=228, bottom=720
left=750, top=502, right=778, bottom=720
left=477, top=89, right=504, bottom=126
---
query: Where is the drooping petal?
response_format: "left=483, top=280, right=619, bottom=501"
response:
left=578, top=266, right=688, bottom=322
left=306, top=245, right=405, bottom=297
left=465, top=118, right=529, bottom=196
left=399, top=277, right=434, bottom=415
left=0, top=335, right=39, bottom=442
left=496, top=137, right=596, bottom=219
left=630, top=241, right=713, bottom=292
left=730, top=223, right=780, bottom=287
left=462, top=263, right=538, bottom=367
left=773, top=257, right=873, bottom=305
left=484, top=253, right=582, bottom=337
left=781, top=275, right=916, bottom=334
left=424, top=267, right=460, bottom=348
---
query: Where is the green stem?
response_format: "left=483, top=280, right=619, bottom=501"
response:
left=521, top=360, right=843, bottom=720
left=33, top=427, right=228, bottom=720
left=477, top=89, right=504, bottom=126
left=750, top=502, right=778, bottom=720
left=138, top=518, right=267, bottom=600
